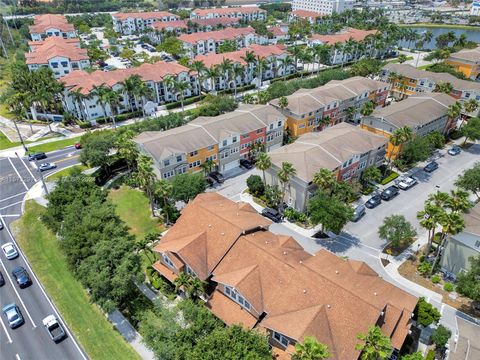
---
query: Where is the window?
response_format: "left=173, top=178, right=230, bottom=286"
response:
left=273, top=331, right=289, bottom=348
left=222, top=140, right=227, bottom=147
left=185, top=265, right=196, bottom=276
left=189, top=160, right=201, bottom=168
left=176, top=155, right=182, bottom=162
left=299, top=124, right=305, bottom=129
left=277, top=121, right=282, bottom=127
left=51, top=62, right=59, bottom=68
left=164, top=159, right=170, bottom=166
left=189, top=150, right=198, bottom=157
left=242, top=134, right=249, bottom=139
left=269, top=123, right=274, bottom=130
left=207, top=145, right=215, bottom=150
left=224, top=286, right=251, bottom=310
left=163, top=254, right=174, bottom=268
left=232, top=136, right=237, bottom=143
left=206, top=155, right=216, bottom=161
left=61, top=61, right=68, bottom=67
left=256, top=129, right=263, bottom=134
left=177, top=167, right=187, bottom=174
left=163, top=170, right=174, bottom=179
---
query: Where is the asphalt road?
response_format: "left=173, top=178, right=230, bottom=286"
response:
left=0, top=146, right=85, bottom=360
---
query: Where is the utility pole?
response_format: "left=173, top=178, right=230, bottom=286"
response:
left=12, top=118, right=28, bottom=152
left=35, top=159, right=49, bottom=196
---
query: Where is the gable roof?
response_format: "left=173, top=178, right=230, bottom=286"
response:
left=448, top=46, right=480, bottom=64
left=309, top=28, right=378, bottom=44
left=178, top=26, right=255, bottom=44
left=29, top=14, right=75, bottom=34
left=291, top=10, right=324, bottom=19
left=192, top=6, right=265, bottom=17
left=190, top=17, right=240, bottom=27
left=25, top=37, right=88, bottom=65
left=150, top=20, right=188, bottom=31
left=112, top=11, right=177, bottom=21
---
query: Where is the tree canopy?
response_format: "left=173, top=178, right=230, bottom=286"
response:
left=308, top=191, right=354, bottom=234
left=378, top=214, right=416, bottom=248
left=171, top=173, right=207, bottom=202
left=456, top=255, right=480, bottom=302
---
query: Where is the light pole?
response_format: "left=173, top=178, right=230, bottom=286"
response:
left=12, top=118, right=28, bottom=152
left=34, top=159, right=49, bottom=196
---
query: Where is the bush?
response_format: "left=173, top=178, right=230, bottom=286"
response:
left=425, top=350, right=435, bottom=360
left=381, top=171, right=399, bottom=185
left=418, top=261, right=432, bottom=275
left=449, top=129, right=463, bottom=140
left=443, top=282, right=454, bottom=292
left=78, top=121, right=92, bottom=129
left=431, top=274, right=441, bottom=284
left=431, top=325, right=452, bottom=348
left=164, top=95, right=206, bottom=110
left=246, top=175, right=265, bottom=197
left=414, top=297, right=441, bottom=327
left=284, top=208, right=308, bottom=224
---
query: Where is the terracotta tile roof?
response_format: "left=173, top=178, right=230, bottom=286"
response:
left=190, top=17, right=240, bottom=27
left=152, top=261, right=178, bottom=282
left=309, top=28, right=378, bottom=45
left=206, top=290, right=258, bottom=328
left=61, top=61, right=193, bottom=95
left=29, top=14, right=74, bottom=33
left=291, top=10, right=324, bottom=19
left=150, top=20, right=188, bottom=31
left=194, top=44, right=287, bottom=68
left=112, top=11, right=177, bottom=21
left=28, top=38, right=79, bottom=48
left=267, top=26, right=288, bottom=37
left=192, top=6, right=265, bottom=17
left=178, top=26, right=255, bottom=44
left=25, top=37, right=88, bottom=65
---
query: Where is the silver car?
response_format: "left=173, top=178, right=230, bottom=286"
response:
left=38, top=162, right=57, bottom=172
left=2, top=303, right=24, bottom=328
left=2, top=242, right=18, bottom=260
left=397, top=176, right=417, bottom=190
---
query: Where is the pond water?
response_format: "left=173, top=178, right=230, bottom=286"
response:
left=397, top=27, right=480, bottom=50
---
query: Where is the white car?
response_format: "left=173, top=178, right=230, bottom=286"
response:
left=397, top=176, right=418, bottom=190
left=2, top=242, right=19, bottom=260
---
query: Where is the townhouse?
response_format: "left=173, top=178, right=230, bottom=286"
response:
left=152, top=192, right=417, bottom=359
left=445, top=46, right=480, bottom=81
left=381, top=63, right=480, bottom=116
left=178, top=27, right=256, bottom=57
left=360, top=93, right=458, bottom=159
left=270, top=76, right=391, bottom=137
left=28, top=14, right=77, bottom=42
left=190, top=6, right=267, bottom=21
left=193, top=44, right=294, bottom=91
left=112, top=11, right=178, bottom=35
left=134, top=104, right=285, bottom=176
left=25, top=37, right=90, bottom=78
left=266, top=123, right=387, bottom=210
left=61, top=61, right=198, bottom=122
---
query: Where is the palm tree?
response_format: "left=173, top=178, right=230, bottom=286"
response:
left=205, top=66, right=220, bottom=93
left=219, top=58, right=233, bottom=90
left=241, top=50, right=256, bottom=81
left=388, top=126, right=413, bottom=163
left=70, top=88, right=88, bottom=121
left=289, top=45, right=303, bottom=73
left=447, top=101, right=462, bottom=126
left=155, top=179, right=173, bottom=225
left=137, top=154, right=157, bottom=216
left=230, top=63, right=244, bottom=97
left=190, top=60, right=207, bottom=93
left=172, top=79, right=191, bottom=113
left=91, top=84, right=109, bottom=122
left=200, top=159, right=215, bottom=175
left=434, top=81, right=453, bottom=94
left=279, top=55, right=293, bottom=80
left=293, top=336, right=330, bottom=360
left=188, top=277, right=205, bottom=300
left=278, top=96, right=288, bottom=111
left=255, top=56, right=268, bottom=93
left=312, top=168, right=336, bottom=195
left=174, top=272, right=191, bottom=294
left=387, top=71, right=398, bottom=84
left=255, top=152, right=272, bottom=186
left=417, top=202, right=444, bottom=256
left=345, top=106, right=357, bottom=123
left=135, top=81, right=154, bottom=118
left=356, top=326, right=392, bottom=360
left=360, top=101, right=375, bottom=117
left=460, top=99, right=479, bottom=127
left=446, top=188, right=471, bottom=213
left=121, top=74, right=143, bottom=113
left=115, top=130, right=139, bottom=171
left=278, top=161, right=296, bottom=208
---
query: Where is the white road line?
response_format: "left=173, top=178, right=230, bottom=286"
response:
left=7, top=158, right=28, bottom=191
left=0, top=192, right=27, bottom=203
left=17, top=155, right=37, bottom=182
left=0, top=317, right=13, bottom=343
left=0, top=258, right=36, bottom=328
left=0, top=214, right=88, bottom=360
left=16, top=354, right=21, bottom=360
left=0, top=201, right=24, bottom=211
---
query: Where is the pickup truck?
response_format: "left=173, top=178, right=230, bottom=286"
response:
left=43, top=315, right=66, bottom=342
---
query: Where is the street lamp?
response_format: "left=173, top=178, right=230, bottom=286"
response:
left=34, top=158, right=49, bottom=196
left=12, top=118, right=28, bottom=152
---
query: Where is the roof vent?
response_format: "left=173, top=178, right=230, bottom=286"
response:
left=283, top=251, right=287, bottom=255
left=303, top=289, right=307, bottom=294
left=236, top=212, right=239, bottom=216
left=299, top=260, right=303, bottom=264
left=208, top=224, right=212, bottom=227
left=335, top=270, right=339, bottom=274
left=221, top=232, right=225, bottom=235
left=327, top=305, right=331, bottom=309
left=374, top=292, right=377, bottom=296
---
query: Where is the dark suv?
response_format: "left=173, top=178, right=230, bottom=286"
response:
left=381, top=186, right=399, bottom=201
left=209, top=171, right=225, bottom=184
left=261, top=208, right=282, bottom=223
left=239, top=159, right=254, bottom=169
left=12, top=266, right=31, bottom=288
left=28, top=152, right=47, bottom=161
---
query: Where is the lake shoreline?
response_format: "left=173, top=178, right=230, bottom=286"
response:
left=399, top=23, right=480, bottom=31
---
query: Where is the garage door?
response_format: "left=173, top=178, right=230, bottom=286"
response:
left=222, top=160, right=239, bottom=172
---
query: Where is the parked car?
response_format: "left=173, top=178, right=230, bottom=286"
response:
left=352, top=204, right=366, bottom=222
left=74, top=143, right=82, bottom=149
left=0, top=219, right=3, bottom=230
left=448, top=145, right=461, bottom=156
left=423, top=161, right=439, bottom=173
left=43, top=315, right=66, bottom=342
left=365, top=195, right=382, bottom=209
left=380, top=186, right=399, bottom=201
left=2, top=304, right=24, bottom=329
left=204, top=175, right=215, bottom=187
left=2, top=242, right=18, bottom=260
left=0, top=271, right=4, bottom=287
left=261, top=208, right=282, bottom=222
left=38, top=162, right=56, bottom=172
left=28, top=152, right=47, bottom=161
left=209, top=171, right=225, bottom=184
left=12, top=266, right=31, bottom=288
left=239, top=159, right=254, bottom=169
left=397, top=176, right=417, bottom=190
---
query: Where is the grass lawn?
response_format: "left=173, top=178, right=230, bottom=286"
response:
left=417, top=64, right=431, bottom=70
left=0, top=131, right=21, bottom=150
left=398, top=23, right=480, bottom=31
left=47, top=165, right=89, bottom=181
left=108, top=186, right=164, bottom=240
left=11, top=201, right=141, bottom=360
left=27, top=136, right=81, bottom=154
left=387, top=56, right=414, bottom=64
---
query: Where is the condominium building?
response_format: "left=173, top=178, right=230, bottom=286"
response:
left=190, top=6, right=266, bottom=21
left=266, top=123, right=387, bottom=210
left=28, top=14, right=77, bottom=42
left=61, top=61, right=198, bottom=122
left=152, top=192, right=417, bottom=359
left=134, top=104, right=285, bottom=176
left=289, top=10, right=324, bottom=24
left=270, top=76, right=390, bottom=137
left=292, top=0, right=354, bottom=16
left=178, top=27, right=256, bottom=57
left=445, top=46, right=480, bottom=81
left=112, top=11, right=178, bottom=35
left=471, top=2, right=480, bottom=16
left=25, top=37, right=90, bottom=78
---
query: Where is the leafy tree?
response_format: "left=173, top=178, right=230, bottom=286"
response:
left=308, top=191, right=354, bottom=234
left=456, top=255, right=480, bottom=301
left=264, top=184, right=283, bottom=208
left=247, top=175, right=265, bottom=197
left=255, top=152, right=272, bottom=185
left=455, top=162, right=480, bottom=199
left=154, top=180, right=174, bottom=225
left=278, top=96, right=289, bottom=110
left=431, top=325, right=451, bottom=349
left=360, top=101, right=375, bottom=116
left=217, top=40, right=237, bottom=53
left=293, top=336, right=330, bottom=360
left=425, top=131, right=445, bottom=149
left=400, top=352, right=424, bottom=360
left=156, top=36, right=184, bottom=56
left=312, top=168, right=336, bottom=195
left=400, top=137, right=433, bottom=165
left=171, top=173, right=207, bottom=202
left=414, top=297, right=441, bottom=327
left=378, top=214, right=417, bottom=248
left=137, top=155, right=157, bottom=216
left=355, top=326, right=392, bottom=360
left=362, top=166, right=382, bottom=185
left=349, top=59, right=384, bottom=77
left=462, top=117, right=480, bottom=145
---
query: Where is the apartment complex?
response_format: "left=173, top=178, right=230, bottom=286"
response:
left=194, top=44, right=294, bottom=91
left=153, top=192, right=417, bottom=359
left=61, top=61, right=198, bottom=122
left=190, top=6, right=266, bottom=21
left=381, top=64, right=480, bottom=116
left=360, top=93, right=457, bottom=159
left=292, top=0, right=354, bottom=16
left=112, top=11, right=178, bottom=35
left=289, top=10, right=324, bottom=23
left=178, top=27, right=256, bottom=57
left=270, top=76, right=390, bottom=137
left=25, top=37, right=90, bottom=78
left=266, top=123, right=387, bottom=210
left=29, top=14, right=77, bottom=42
left=445, top=46, right=480, bottom=81
left=134, top=104, right=285, bottom=176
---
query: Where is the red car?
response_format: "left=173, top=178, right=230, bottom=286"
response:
left=74, top=143, right=82, bottom=149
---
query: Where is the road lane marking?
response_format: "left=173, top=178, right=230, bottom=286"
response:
left=16, top=354, right=21, bottom=360
left=17, top=155, right=37, bottom=182
left=0, top=317, right=13, bottom=343
left=0, top=214, right=20, bottom=217
left=7, top=158, right=28, bottom=191
left=0, top=192, right=27, bottom=203
left=54, top=154, right=80, bottom=164
left=0, top=201, right=24, bottom=211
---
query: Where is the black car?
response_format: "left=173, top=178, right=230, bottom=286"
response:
left=0, top=271, right=4, bottom=287
left=424, top=161, right=439, bottom=173
left=28, top=152, right=47, bottom=161
left=365, top=195, right=382, bottom=209
left=204, top=175, right=215, bottom=187
left=239, top=159, right=254, bottom=169
left=11, top=266, right=31, bottom=288
left=209, top=171, right=225, bottom=184
left=261, top=208, right=282, bottom=223
left=380, top=186, right=399, bottom=201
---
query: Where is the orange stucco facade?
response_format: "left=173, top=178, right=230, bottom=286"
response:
left=186, top=144, right=218, bottom=172
left=445, top=59, right=480, bottom=80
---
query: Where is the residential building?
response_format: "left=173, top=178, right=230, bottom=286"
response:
left=288, top=10, right=324, bottom=24
left=266, top=123, right=387, bottom=210
left=360, top=93, right=457, bottom=159
left=29, top=14, right=77, bottom=42
left=270, top=76, right=390, bottom=137
left=190, top=6, right=266, bottom=21
left=193, top=44, right=294, bottom=91
left=292, top=0, right=354, bottom=16
left=134, top=104, right=285, bottom=176
left=190, top=17, right=241, bottom=31
left=178, top=27, right=256, bottom=57
left=152, top=192, right=417, bottom=359
left=445, top=46, right=480, bottom=81
left=441, top=202, right=480, bottom=277
left=471, top=2, right=480, bottom=16
left=61, top=61, right=198, bottom=122
left=25, top=37, right=90, bottom=78
left=148, top=20, right=189, bottom=43
left=380, top=63, right=480, bottom=116
left=112, top=11, right=178, bottom=35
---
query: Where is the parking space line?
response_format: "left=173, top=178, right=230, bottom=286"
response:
left=16, top=354, right=21, bottom=360
left=17, top=155, right=37, bottom=182
left=0, top=192, right=27, bottom=203
left=0, top=317, right=13, bottom=343
left=0, top=201, right=24, bottom=211
left=7, top=158, right=28, bottom=191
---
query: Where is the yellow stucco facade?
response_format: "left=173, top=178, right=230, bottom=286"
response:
left=360, top=124, right=401, bottom=160
left=286, top=116, right=318, bottom=137
left=445, top=59, right=480, bottom=80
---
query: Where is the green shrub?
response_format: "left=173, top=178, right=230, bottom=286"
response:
left=431, top=325, right=452, bottom=348
left=246, top=175, right=265, bottom=197
left=414, top=297, right=441, bottom=327
left=443, top=282, right=454, bottom=292
left=431, top=274, right=441, bottom=284
left=418, top=261, right=432, bottom=275
left=164, top=95, right=206, bottom=110
left=449, top=129, right=463, bottom=140
left=381, top=171, right=399, bottom=185
left=361, top=186, right=374, bottom=195
left=284, top=208, right=308, bottom=224
left=425, top=350, right=435, bottom=360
